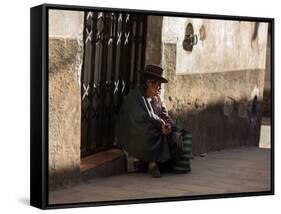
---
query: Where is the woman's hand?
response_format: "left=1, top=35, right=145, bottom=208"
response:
left=161, top=122, right=172, bottom=135
left=160, top=121, right=166, bottom=133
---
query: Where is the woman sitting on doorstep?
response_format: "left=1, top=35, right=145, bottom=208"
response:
left=115, top=64, right=183, bottom=178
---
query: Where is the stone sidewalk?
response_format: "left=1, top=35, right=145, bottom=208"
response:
left=49, top=146, right=271, bottom=204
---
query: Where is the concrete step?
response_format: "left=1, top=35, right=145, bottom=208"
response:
left=80, top=149, right=126, bottom=181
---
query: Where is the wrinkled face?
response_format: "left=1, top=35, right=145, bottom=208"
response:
left=146, top=80, right=161, bottom=97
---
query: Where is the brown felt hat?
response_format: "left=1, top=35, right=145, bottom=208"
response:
left=142, top=64, right=168, bottom=83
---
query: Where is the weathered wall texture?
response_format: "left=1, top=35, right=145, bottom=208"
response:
left=49, top=9, right=84, bottom=39
left=262, top=30, right=271, bottom=118
left=162, top=43, right=265, bottom=155
left=146, top=17, right=268, bottom=155
left=162, top=17, right=268, bottom=74
left=48, top=10, right=84, bottom=190
left=145, top=16, right=163, bottom=65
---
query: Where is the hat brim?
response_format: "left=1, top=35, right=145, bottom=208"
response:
left=142, top=71, right=168, bottom=83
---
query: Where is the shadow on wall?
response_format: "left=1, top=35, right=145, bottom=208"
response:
left=48, top=97, right=263, bottom=192
left=161, top=41, right=266, bottom=156
left=168, top=97, right=262, bottom=156
left=262, top=27, right=271, bottom=118
left=49, top=167, right=80, bottom=192
left=262, top=90, right=271, bottom=118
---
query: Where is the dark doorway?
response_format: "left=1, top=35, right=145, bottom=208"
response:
left=81, top=11, right=147, bottom=157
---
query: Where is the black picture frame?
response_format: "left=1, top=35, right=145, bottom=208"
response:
left=30, top=3, right=274, bottom=210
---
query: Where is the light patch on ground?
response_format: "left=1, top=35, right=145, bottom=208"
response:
left=259, top=125, right=271, bottom=149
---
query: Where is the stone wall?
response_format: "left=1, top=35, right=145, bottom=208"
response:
left=145, top=16, right=163, bottom=65
left=48, top=10, right=84, bottom=191
left=262, top=30, right=271, bottom=118
left=162, top=43, right=264, bottom=155
left=146, top=16, right=268, bottom=155
left=162, top=18, right=268, bottom=74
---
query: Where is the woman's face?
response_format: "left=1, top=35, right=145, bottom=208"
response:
left=146, top=80, right=161, bottom=97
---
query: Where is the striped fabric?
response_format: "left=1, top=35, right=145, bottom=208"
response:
left=172, top=131, right=192, bottom=173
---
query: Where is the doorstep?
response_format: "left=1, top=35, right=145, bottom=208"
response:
left=80, top=148, right=127, bottom=181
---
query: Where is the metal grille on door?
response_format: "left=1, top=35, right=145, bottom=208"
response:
left=81, top=11, right=147, bottom=157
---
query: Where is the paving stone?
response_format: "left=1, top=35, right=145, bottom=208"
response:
left=49, top=146, right=271, bottom=204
